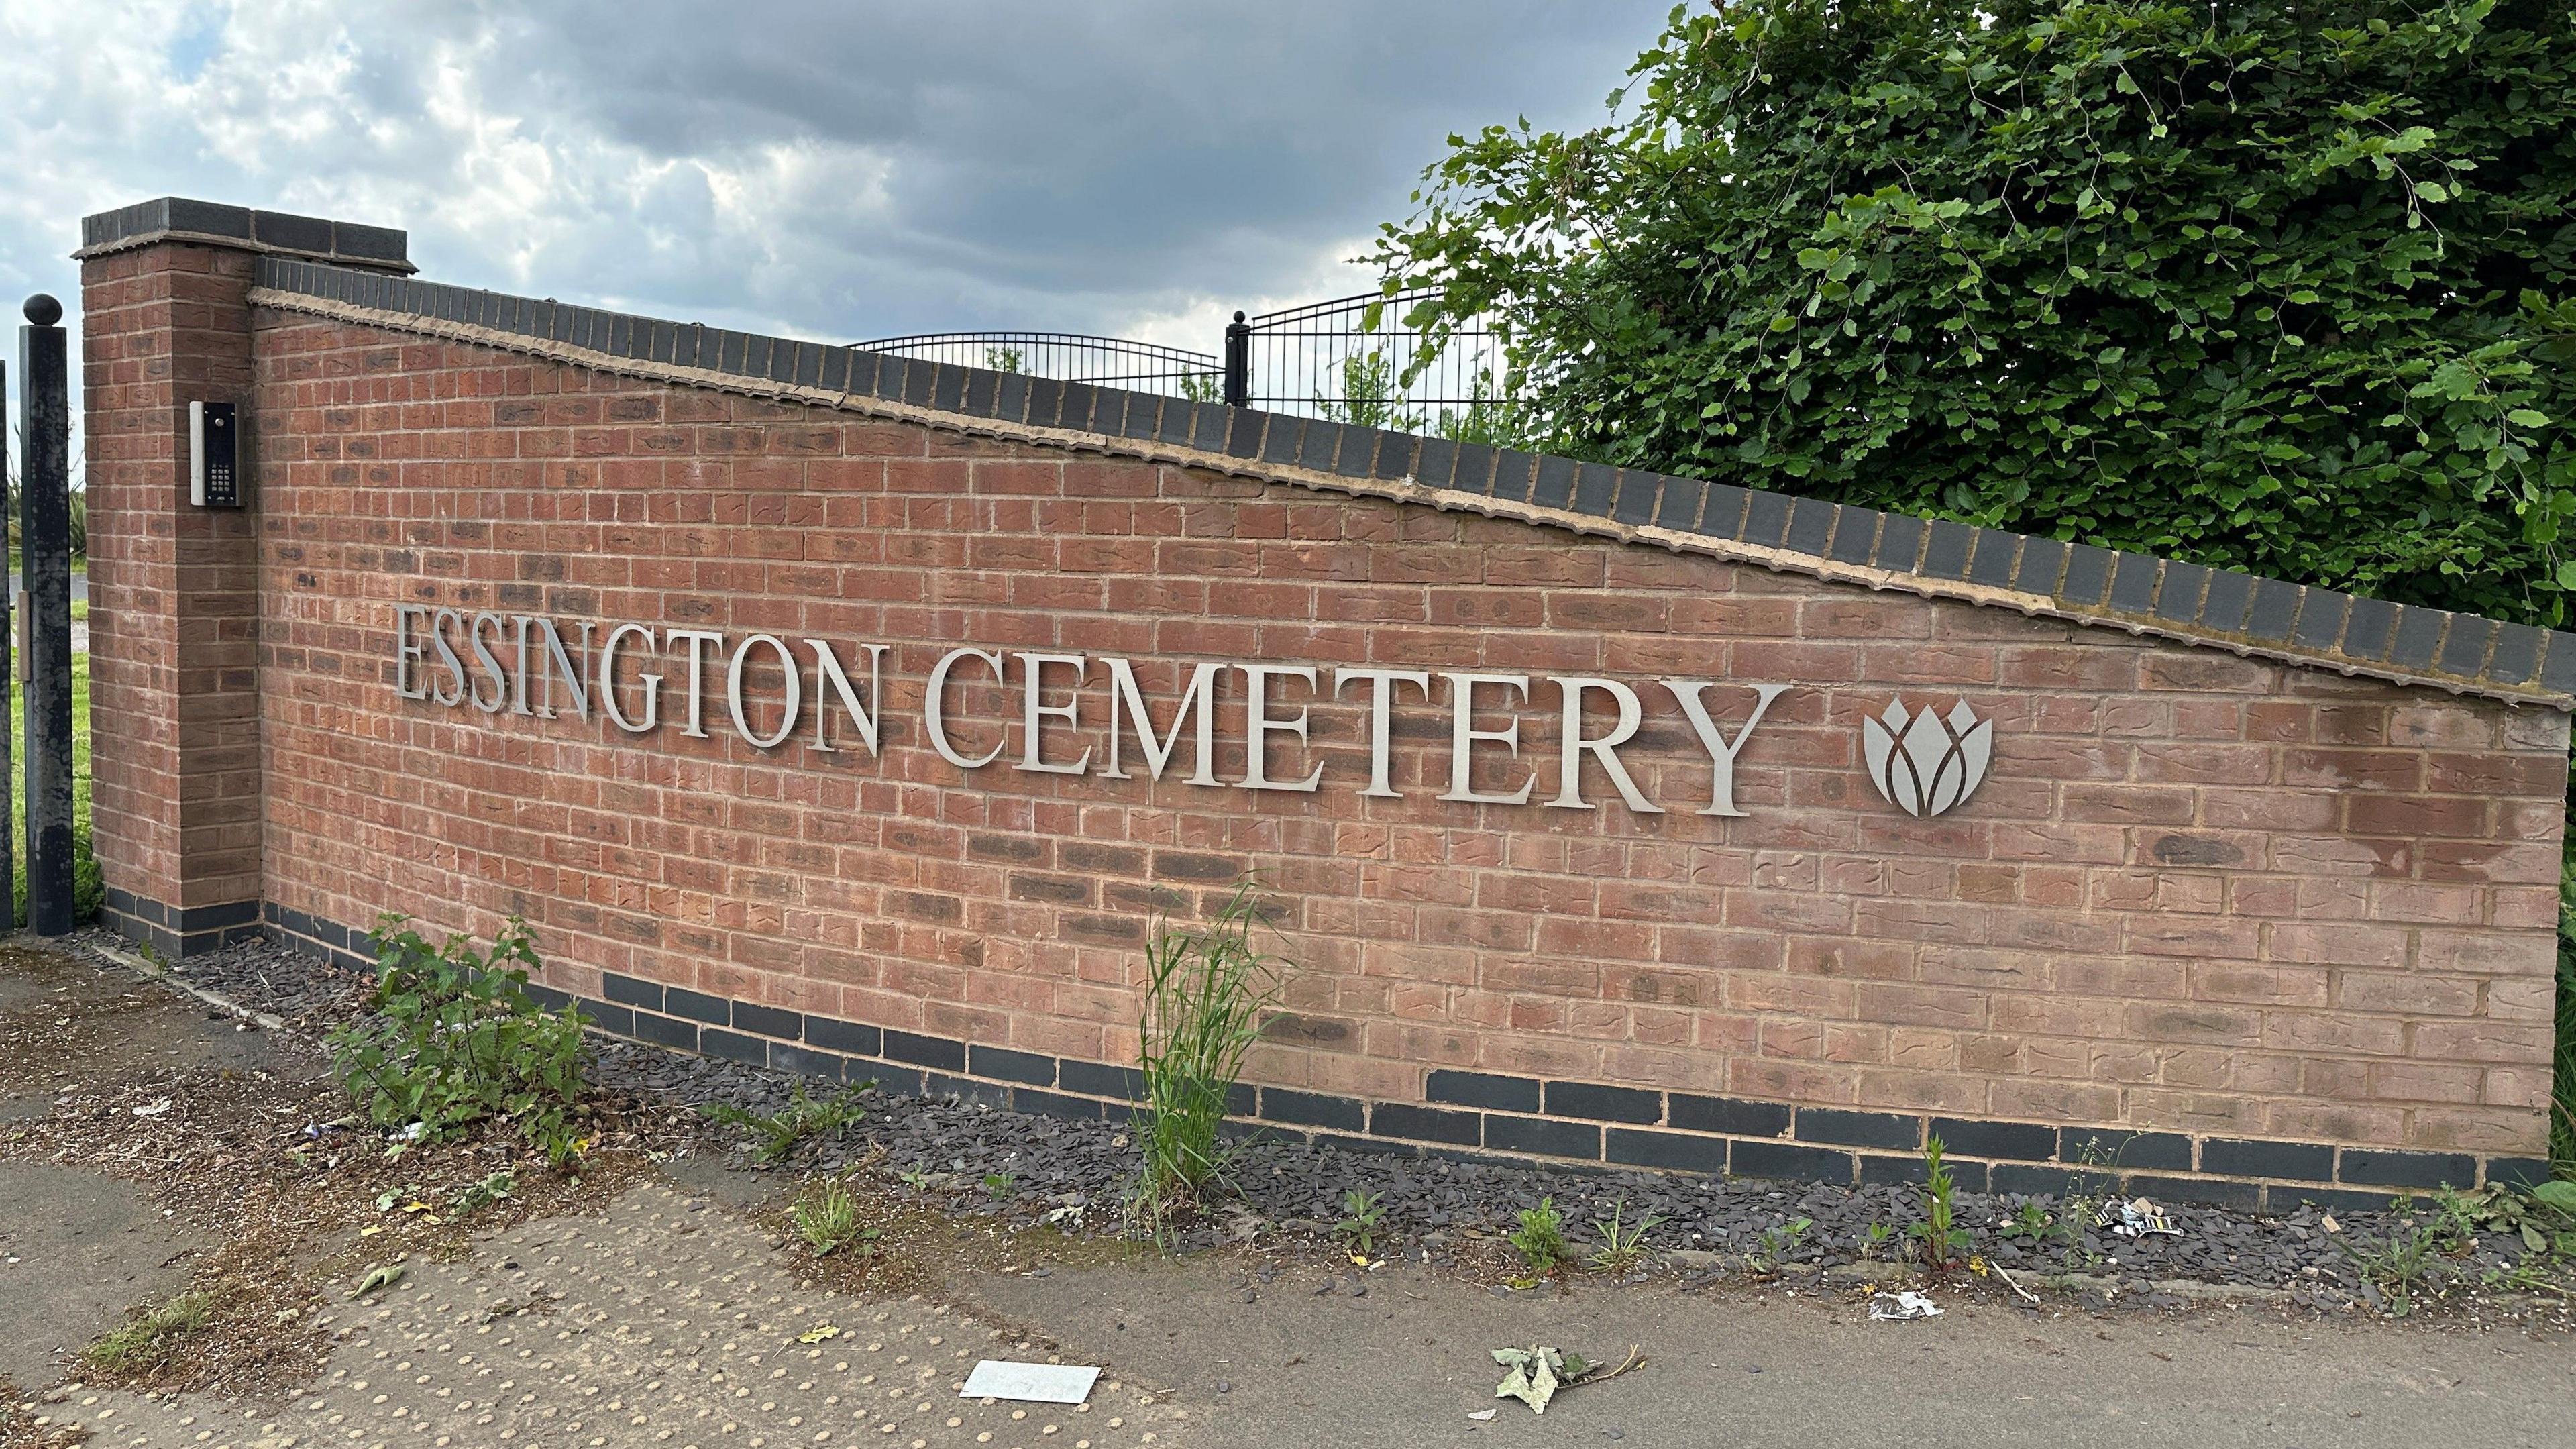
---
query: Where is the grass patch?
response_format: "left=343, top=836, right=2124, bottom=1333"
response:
left=84, top=1291, right=214, bottom=1375
left=791, top=1177, right=877, bottom=1258
left=6, top=643, right=98, bottom=924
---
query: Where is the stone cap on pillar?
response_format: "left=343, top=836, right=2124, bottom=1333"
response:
left=74, top=197, right=413, bottom=274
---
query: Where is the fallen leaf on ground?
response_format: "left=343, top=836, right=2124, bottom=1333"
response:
left=1493, top=1346, right=1564, bottom=1415
left=797, top=1325, right=842, bottom=1344
left=350, top=1262, right=406, bottom=1299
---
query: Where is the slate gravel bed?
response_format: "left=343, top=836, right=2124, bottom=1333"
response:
left=119, top=929, right=2559, bottom=1309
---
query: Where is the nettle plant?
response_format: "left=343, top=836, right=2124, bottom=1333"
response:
left=326, top=914, right=592, bottom=1167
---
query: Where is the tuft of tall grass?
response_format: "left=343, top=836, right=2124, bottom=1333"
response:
left=85, top=1291, right=213, bottom=1374
left=1130, top=880, right=1283, bottom=1240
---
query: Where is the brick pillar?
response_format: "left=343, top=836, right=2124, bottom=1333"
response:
left=76, top=199, right=410, bottom=955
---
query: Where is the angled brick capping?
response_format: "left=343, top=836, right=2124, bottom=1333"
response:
left=78, top=197, right=2572, bottom=1203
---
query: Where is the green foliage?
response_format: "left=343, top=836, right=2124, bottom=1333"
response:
left=1378, top=0, right=2576, bottom=627
left=1999, top=1201, right=2056, bottom=1244
left=325, top=916, right=590, bottom=1166
left=1748, top=1214, right=1814, bottom=1273
left=1130, top=880, right=1285, bottom=1237
left=1910, top=1134, right=1970, bottom=1269
left=2339, top=1218, right=2445, bottom=1316
left=1588, top=1199, right=1666, bottom=1274
left=983, top=345, right=1025, bottom=374
left=449, top=1169, right=517, bottom=1217
left=1857, top=1220, right=1897, bottom=1260
left=2434, top=1179, right=2576, bottom=1254
left=702, top=1081, right=871, bottom=1166
left=1430, top=368, right=1534, bottom=448
left=1509, top=1195, right=1571, bottom=1271
left=1334, top=1187, right=1388, bottom=1257
left=792, top=1177, right=876, bottom=1258
left=85, top=1291, right=213, bottom=1375
left=1177, top=370, right=1224, bottom=403
left=1316, top=352, right=1427, bottom=433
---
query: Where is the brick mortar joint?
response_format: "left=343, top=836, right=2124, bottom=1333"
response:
left=246, top=287, right=2574, bottom=712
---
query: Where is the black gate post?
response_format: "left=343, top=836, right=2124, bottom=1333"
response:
left=0, top=343, right=11, bottom=933
left=19, top=294, right=72, bottom=934
left=1222, top=311, right=1250, bottom=408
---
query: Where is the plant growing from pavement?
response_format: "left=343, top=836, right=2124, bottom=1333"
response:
left=1587, top=1199, right=1665, bottom=1275
left=702, top=1081, right=872, bottom=1166
left=325, top=915, right=590, bottom=1167
left=792, top=1177, right=876, bottom=1258
left=1748, top=1215, right=1813, bottom=1274
left=1130, top=879, right=1285, bottom=1240
left=1909, top=1134, right=1969, bottom=1272
left=83, top=1291, right=214, bottom=1376
left=1334, top=1188, right=1388, bottom=1258
left=1509, top=1195, right=1570, bottom=1273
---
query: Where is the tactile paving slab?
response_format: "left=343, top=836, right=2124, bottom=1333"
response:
left=34, top=1183, right=1191, bottom=1449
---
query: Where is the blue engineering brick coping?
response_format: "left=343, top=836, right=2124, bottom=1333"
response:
left=226, top=901, right=2551, bottom=1216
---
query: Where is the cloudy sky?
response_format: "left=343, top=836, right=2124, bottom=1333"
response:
left=0, top=0, right=1672, bottom=392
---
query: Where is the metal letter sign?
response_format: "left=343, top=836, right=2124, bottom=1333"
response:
left=387, top=607, right=2004, bottom=821
left=1861, top=698, right=1992, bottom=818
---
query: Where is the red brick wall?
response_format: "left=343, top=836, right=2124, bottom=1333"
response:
left=80, top=243, right=266, bottom=939
left=205, top=308, right=2567, bottom=1162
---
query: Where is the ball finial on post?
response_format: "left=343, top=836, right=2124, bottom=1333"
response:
left=22, top=294, right=62, bottom=327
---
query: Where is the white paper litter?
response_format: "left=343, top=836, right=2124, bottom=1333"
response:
left=1868, top=1291, right=1944, bottom=1321
left=959, top=1360, right=1100, bottom=1405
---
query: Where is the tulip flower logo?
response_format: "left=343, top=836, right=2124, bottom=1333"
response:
left=1861, top=698, right=1993, bottom=818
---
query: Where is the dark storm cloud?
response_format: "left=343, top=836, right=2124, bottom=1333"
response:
left=0, top=0, right=1674, bottom=367
left=464, top=0, right=1672, bottom=335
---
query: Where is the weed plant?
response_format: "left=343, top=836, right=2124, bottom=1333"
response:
left=792, top=1177, right=876, bottom=1258
left=1333, top=1189, right=1387, bottom=1258
left=1748, top=1215, right=1812, bottom=1273
left=325, top=916, right=590, bottom=1166
left=1909, top=1134, right=1970, bottom=1271
left=1130, top=881, right=1284, bottom=1239
left=703, top=1082, right=871, bottom=1165
left=1587, top=1199, right=1664, bottom=1275
left=1509, top=1196, right=1570, bottom=1272
left=84, top=1291, right=213, bottom=1375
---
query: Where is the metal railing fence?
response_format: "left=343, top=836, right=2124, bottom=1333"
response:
left=851, top=331, right=1223, bottom=400
left=1226, top=288, right=1505, bottom=430
left=853, top=288, right=1511, bottom=437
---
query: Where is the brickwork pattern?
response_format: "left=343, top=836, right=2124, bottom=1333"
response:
left=78, top=244, right=267, bottom=950
left=209, top=311, right=2569, bottom=1163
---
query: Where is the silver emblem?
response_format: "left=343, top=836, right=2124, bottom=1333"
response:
left=1862, top=698, right=1992, bottom=818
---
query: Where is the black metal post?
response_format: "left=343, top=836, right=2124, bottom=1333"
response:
left=19, top=294, right=72, bottom=935
left=0, top=343, right=11, bottom=933
left=1222, top=310, right=1250, bottom=409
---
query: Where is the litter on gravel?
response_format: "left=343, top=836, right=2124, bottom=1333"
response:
left=959, top=1360, right=1099, bottom=1405
left=2097, top=1198, right=2183, bottom=1239
left=1869, top=1291, right=1944, bottom=1321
